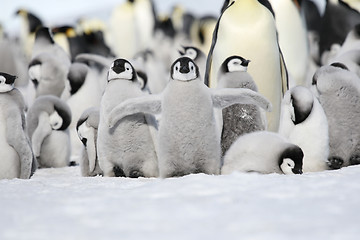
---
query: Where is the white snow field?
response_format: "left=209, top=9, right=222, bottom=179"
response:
left=1, top=165, right=360, bottom=240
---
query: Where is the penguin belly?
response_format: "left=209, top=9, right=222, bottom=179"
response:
left=0, top=116, right=20, bottom=179
left=38, top=130, right=70, bottom=168
left=159, top=81, right=221, bottom=177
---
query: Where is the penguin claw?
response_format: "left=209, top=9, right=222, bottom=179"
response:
left=327, top=157, right=344, bottom=169
left=350, top=155, right=360, bottom=165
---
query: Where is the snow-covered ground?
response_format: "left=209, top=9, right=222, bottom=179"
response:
left=1, top=165, right=360, bottom=240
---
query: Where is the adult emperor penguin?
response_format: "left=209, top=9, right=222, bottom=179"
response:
left=26, top=95, right=72, bottom=168
left=221, top=131, right=303, bottom=175
left=97, top=58, right=159, bottom=178
left=15, top=9, right=43, bottom=59
left=205, top=0, right=288, bottom=132
left=77, top=107, right=103, bottom=177
left=217, top=56, right=266, bottom=157
left=0, top=72, right=34, bottom=179
left=107, top=57, right=272, bottom=178
left=279, top=86, right=329, bottom=172
left=312, top=63, right=360, bottom=169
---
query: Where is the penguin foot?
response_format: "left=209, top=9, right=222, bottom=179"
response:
left=129, top=170, right=144, bottom=178
left=350, top=155, right=360, bottom=165
left=327, top=157, right=344, bottom=169
left=69, top=161, right=78, bottom=167
left=113, top=165, right=126, bottom=177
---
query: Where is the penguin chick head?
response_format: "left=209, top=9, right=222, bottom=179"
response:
left=288, top=86, right=314, bottom=125
left=108, top=58, right=137, bottom=82
left=311, top=62, right=352, bottom=96
left=0, top=72, right=16, bottom=93
left=171, top=57, right=199, bottom=81
left=76, top=117, right=89, bottom=146
left=178, top=46, right=201, bottom=61
left=220, top=55, right=250, bottom=73
left=49, top=110, right=63, bottom=130
left=278, top=145, right=303, bottom=175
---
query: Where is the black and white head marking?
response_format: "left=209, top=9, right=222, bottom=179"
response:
left=51, top=105, right=71, bottom=131
left=220, top=55, right=250, bottom=73
left=178, top=46, right=200, bottom=61
left=279, top=145, right=303, bottom=174
left=28, top=59, right=42, bottom=88
left=290, top=87, right=314, bottom=125
left=76, top=116, right=89, bottom=146
left=35, top=27, right=55, bottom=44
left=171, top=57, right=199, bottom=81
left=0, top=72, right=16, bottom=93
left=312, top=62, right=349, bottom=86
left=108, top=58, right=137, bottom=82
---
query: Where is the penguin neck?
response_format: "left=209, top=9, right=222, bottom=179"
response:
left=230, top=0, right=264, bottom=21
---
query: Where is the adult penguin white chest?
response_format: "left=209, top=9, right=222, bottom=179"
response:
left=269, top=0, right=309, bottom=87
left=107, top=57, right=272, bottom=178
left=97, top=58, right=159, bottom=178
left=26, top=95, right=72, bottom=168
left=0, top=72, right=34, bottom=179
left=279, top=86, right=329, bottom=172
left=206, top=0, right=288, bottom=132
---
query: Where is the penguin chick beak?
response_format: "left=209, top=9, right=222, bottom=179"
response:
left=180, top=64, right=190, bottom=74
left=243, top=60, right=251, bottom=67
left=112, top=65, right=125, bottom=74
left=178, top=50, right=185, bottom=56
left=292, top=168, right=303, bottom=174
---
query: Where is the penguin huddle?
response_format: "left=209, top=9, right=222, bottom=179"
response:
left=0, top=0, right=360, bottom=179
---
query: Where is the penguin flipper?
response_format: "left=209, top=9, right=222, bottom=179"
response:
left=279, top=48, right=289, bottom=95
left=108, top=94, right=162, bottom=128
left=75, top=53, right=114, bottom=68
left=204, top=1, right=235, bottom=87
left=5, top=108, right=33, bottom=179
left=31, top=112, right=52, bottom=158
left=211, top=88, right=272, bottom=112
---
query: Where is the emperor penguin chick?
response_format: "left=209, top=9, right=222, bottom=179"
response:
left=97, top=58, right=159, bottom=178
left=222, top=131, right=303, bottom=175
left=279, top=86, right=329, bottom=172
left=77, top=108, right=103, bottom=177
left=217, top=56, right=266, bottom=156
left=107, top=57, right=272, bottom=178
left=26, top=95, right=72, bottom=168
left=0, top=72, right=34, bottom=179
left=312, top=63, right=360, bottom=169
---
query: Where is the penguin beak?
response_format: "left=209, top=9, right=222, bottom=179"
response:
left=292, top=168, right=303, bottom=174
left=243, top=60, right=251, bottom=67
left=180, top=64, right=190, bottom=74
left=112, top=65, right=125, bottom=74
left=178, top=50, right=185, bottom=56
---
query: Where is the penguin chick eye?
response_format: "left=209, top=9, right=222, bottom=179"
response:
left=176, top=66, right=179, bottom=71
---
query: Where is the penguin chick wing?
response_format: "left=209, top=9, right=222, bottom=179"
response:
left=108, top=94, right=162, bottom=128
left=211, top=88, right=272, bottom=111
left=75, top=53, right=114, bottom=68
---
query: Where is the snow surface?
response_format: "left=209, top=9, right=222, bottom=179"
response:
left=1, top=165, right=360, bottom=240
